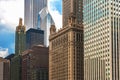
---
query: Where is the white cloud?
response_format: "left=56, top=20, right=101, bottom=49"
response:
left=0, top=0, right=24, bottom=31
left=0, top=0, right=62, bottom=30
left=0, top=47, right=9, bottom=58
left=48, top=0, right=62, bottom=29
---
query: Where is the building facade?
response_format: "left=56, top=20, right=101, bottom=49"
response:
left=38, top=7, right=55, bottom=46
left=0, top=57, right=10, bottom=80
left=62, top=0, right=83, bottom=27
left=24, top=0, right=47, bottom=29
left=26, top=28, right=44, bottom=49
left=15, top=18, right=26, bottom=55
left=11, top=18, right=26, bottom=80
left=49, top=0, right=83, bottom=79
left=22, top=45, right=49, bottom=80
left=84, top=0, right=120, bottom=80
left=49, top=14, right=84, bottom=80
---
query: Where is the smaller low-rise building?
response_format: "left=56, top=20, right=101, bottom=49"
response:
left=22, top=45, right=49, bottom=80
left=0, top=57, right=10, bottom=80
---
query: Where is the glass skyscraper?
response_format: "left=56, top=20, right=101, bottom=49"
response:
left=38, top=7, right=55, bottom=46
left=26, top=28, right=44, bottom=49
left=84, top=0, right=120, bottom=80
left=24, top=0, right=47, bottom=29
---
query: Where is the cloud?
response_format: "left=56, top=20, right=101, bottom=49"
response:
left=0, top=47, right=9, bottom=58
left=0, top=24, right=15, bottom=54
left=0, top=0, right=24, bottom=31
left=48, top=0, right=62, bottom=29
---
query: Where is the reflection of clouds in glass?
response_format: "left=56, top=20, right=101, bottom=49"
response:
left=38, top=7, right=55, bottom=46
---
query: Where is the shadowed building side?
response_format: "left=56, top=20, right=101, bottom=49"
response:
left=26, top=28, right=44, bottom=49
left=22, top=45, right=49, bottom=80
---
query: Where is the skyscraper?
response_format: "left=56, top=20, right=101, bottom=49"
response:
left=26, top=28, right=44, bottom=49
left=15, top=18, right=26, bottom=55
left=11, top=18, right=26, bottom=80
left=38, top=7, right=55, bottom=46
left=49, top=0, right=83, bottom=79
left=84, top=1, right=120, bottom=80
left=62, top=0, right=83, bottom=27
left=24, top=0, right=47, bottom=29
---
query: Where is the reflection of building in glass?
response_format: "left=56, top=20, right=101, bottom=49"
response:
left=22, top=45, right=49, bottom=80
left=26, top=28, right=44, bottom=49
left=38, top=7, right=55, bottom=46
left=24, top=0, right=47, bottom=29
left=84, top=1, right=120, bottom=80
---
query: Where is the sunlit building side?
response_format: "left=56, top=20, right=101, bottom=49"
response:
left=24, top=0, right=47, bottom=29
left=38, top=7, right=55, bottom=46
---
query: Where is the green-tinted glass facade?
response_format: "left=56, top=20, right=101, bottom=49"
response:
left=11, top=18, right=26, bottom=80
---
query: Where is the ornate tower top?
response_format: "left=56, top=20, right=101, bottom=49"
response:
left=19, top=18, right=23, bottom=26
left=16, top=18, right=26, bottom=33
left=50, top=25, right=56, bottom=35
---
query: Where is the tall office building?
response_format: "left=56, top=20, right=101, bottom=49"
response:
left=0, top=57, right=10, bottom=80
left=11, top=18, right=26, bottom=80
left=62, top=0, right=83, bottom=27
left=84, top=1, right=120, bottom=80
left=49, top=0, right=83, bottom=79
left=38, top=7, right=55, bottom=46
left=24, top=0, right=47, bottom=29
left=26, top=28, right=44, bottom=49
left=15, top=18, right=26, bottom=55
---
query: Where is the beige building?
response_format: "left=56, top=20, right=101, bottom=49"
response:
left=49, top=0, right=83, bottom=80
left=0, top=57, right=10, bottom=80
left=49, top=13, right=84, bottom=80
left=62, top=0, right=83, bottom=27
left=84, top=0, right=120, bottom=80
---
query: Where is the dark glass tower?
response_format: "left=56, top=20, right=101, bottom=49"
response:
left=26, top=28, right=44, bottom=49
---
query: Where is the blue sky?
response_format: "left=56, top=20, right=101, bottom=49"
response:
left=0, top=0, right=62, bottom=57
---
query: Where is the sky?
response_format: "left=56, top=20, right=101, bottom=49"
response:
left=0, top=0, right=62, bottom=58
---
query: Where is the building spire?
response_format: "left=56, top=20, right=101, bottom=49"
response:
left=19, top=18, right=23, bottom=26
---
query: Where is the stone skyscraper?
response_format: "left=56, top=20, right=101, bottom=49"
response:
left=63, top=0, right=83, bottom=27
left=49, top=0, right=83, bottom=80
left=11, top=18, right=26, bottom=80
left=24, top=0, right=47, bottom=29
left=15, top=18, right=26, bottom=55
left=84, top=0, right=120, bottom=80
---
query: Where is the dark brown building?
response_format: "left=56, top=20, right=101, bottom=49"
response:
left=0, top=57, right=10, bottom=80
left=22, top=45, right=49, bottom=80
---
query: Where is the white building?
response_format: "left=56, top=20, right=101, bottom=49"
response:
left=24, top=0, right=47, bottom=29
left=38, top=7, right=55, bottom=46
